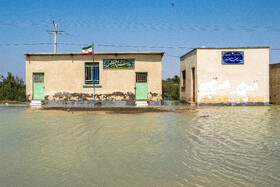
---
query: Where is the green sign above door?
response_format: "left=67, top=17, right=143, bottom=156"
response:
left=103, top=59, right=134, bottom=69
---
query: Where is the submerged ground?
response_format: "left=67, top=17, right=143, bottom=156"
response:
left=0, top=103, right=279, bottom=186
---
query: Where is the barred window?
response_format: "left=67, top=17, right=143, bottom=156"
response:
left=33, top=73, right=44, bottom=83
left=85, top=62, right=99, bottom=84
left=136, top=73, right=147, bottom=83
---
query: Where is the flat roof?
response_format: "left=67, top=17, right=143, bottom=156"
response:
left=24, top=51, right=164, bottom=56
left=180, top=46, right=270, bottom=60
left=270, top=62, right=280, bottom=67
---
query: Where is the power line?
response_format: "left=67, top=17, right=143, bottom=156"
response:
left=165, top=52, right=181, bottom=57
left=0, top=42, right=280, bottom=51
left=0, top=42, right=194, bottom=49
left=1, top=42, right=279, bottom=60
left=0, top=20, right=280, bottom=32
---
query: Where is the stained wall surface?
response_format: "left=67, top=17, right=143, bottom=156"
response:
left=25, top=52, right=163, bottom=102
left=270, top=63, right=280, bottom=104
left=180, top=51, right=197, bottom=103
left=180, top=47, right=269, bottom=105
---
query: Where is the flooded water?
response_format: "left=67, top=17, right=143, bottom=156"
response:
left=0, top=104, right=280, bottom=186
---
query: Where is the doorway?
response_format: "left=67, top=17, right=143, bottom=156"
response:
left=191, top=68, right=195, bottom=102
left=33, top=73, right=45, bottom=100
left=135, top=72, right=148, bottom=100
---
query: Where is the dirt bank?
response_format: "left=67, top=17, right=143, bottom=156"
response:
left=42, top=106, right=174, bottom=114
left=0, top=100, right=26, bottom=104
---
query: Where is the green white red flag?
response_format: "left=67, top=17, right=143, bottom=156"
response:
left=81, top=45, right=93, bottom=55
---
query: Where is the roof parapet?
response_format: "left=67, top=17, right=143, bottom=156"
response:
left=180, top=46, right=270, bottom=60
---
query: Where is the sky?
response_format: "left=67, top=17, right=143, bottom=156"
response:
left=0, top=0, right=280, bottom=80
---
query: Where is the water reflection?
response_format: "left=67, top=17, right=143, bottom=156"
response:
left=0, top=105, right=279, bottom=186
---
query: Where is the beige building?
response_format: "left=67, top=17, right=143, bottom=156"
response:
left=180, top=47, right=269, bottom=106
left=269, top=63, right=280, bottom=104
left=24, top=52, right=164, bottom=105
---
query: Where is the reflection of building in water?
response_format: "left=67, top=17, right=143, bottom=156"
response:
left=270, top=63, right=280, bottom=104
left=24, top=52, right=164, bottom=106
left=180, top=47, right=269, bottom=106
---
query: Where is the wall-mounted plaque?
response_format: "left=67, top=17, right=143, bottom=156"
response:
left=103, top=59, right=135, bottom=69
left=222, top=51, right=244, bottom=65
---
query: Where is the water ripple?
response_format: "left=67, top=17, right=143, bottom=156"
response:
left=0, top=105, right=279, bottom=186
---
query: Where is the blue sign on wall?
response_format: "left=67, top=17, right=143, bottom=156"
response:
left=222, top=51, right=244, bottom=65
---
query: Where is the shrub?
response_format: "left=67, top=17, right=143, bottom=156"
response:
left=162, top=75, right=180, bottom=100
left=0, top=72, right=26, bottom=102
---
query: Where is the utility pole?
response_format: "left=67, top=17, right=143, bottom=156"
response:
left=46, top=21, right=68, bottom=53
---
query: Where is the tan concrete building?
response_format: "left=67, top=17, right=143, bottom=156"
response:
left=269, top=63, right=280, bottom=104
left=24, top=52, right=164, bottom=105
left=180, top=47, right=269, bottom=106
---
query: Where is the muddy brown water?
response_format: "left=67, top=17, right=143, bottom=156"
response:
left=0, top=104, right=280, bottom=186
left=42, top=106, right=173, bottom=114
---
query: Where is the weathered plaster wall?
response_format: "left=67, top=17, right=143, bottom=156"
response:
left=26, top=53, right=162, bottom=101
left=196, top=48, right=269, bottom=105
left=270, top=63, right=280, bottom=104
left=180, top=50, right=197, bottom=103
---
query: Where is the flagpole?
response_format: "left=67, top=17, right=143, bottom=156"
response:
left=92, top=43, right=95, bottom=106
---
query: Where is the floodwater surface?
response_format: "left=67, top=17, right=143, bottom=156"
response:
left=0, top=104, right=280, bottom=186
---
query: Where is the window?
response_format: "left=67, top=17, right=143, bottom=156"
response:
left=33, top=73, right=44, bottom=83
left=136, top=73, right=147, bottom=83
left=85, top=62, right=99, bottom=85
left=181, top=70, right=186, bottom=92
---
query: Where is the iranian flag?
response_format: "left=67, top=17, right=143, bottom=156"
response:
left=81, top=45, right=93, bottom=55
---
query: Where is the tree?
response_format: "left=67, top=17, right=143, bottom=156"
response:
left=172, top=75, right=180, bottom=84
left=162, top=75, right=180, bottom=100
left=0, top=72, right=26, bottom=102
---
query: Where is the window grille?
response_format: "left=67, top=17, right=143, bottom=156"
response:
left=85, top=62, right=99, bottom=84
left=136, top=73, right=147, bottom=83
left=33, top=73, right=44, bottom=83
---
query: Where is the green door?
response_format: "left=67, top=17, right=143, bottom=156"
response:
left=33, top=73, right=45, bottom=100
left=135, top=72, right=148, bottom=100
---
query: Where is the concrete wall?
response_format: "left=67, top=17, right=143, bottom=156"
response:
left=25, top=52, right=163, bottom=102
left=180, top=47, right=269, bottom=106
left=270, top=63, right=280, bottom=104
left=180, top=50, right=197, bottom=103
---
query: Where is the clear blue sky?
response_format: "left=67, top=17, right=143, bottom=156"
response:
left=0, top=0, right=280, bottom=80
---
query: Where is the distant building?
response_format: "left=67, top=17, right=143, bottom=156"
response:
left=269, top=63, right=280, bottom=104
left=180, top=47, right=269, bottom=106
left=24, top=52, right=164, bottom=106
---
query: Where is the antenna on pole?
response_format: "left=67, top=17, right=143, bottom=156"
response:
left=46, top=21, right=68, bottom=53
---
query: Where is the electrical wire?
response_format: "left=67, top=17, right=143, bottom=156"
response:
left=0, top=20, right=279, bottom=32
left=0, top=42, right=195, bottom=49
left=1, top=42, right=278, bottom=59
left=0, top=42, right=279, bottom=51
